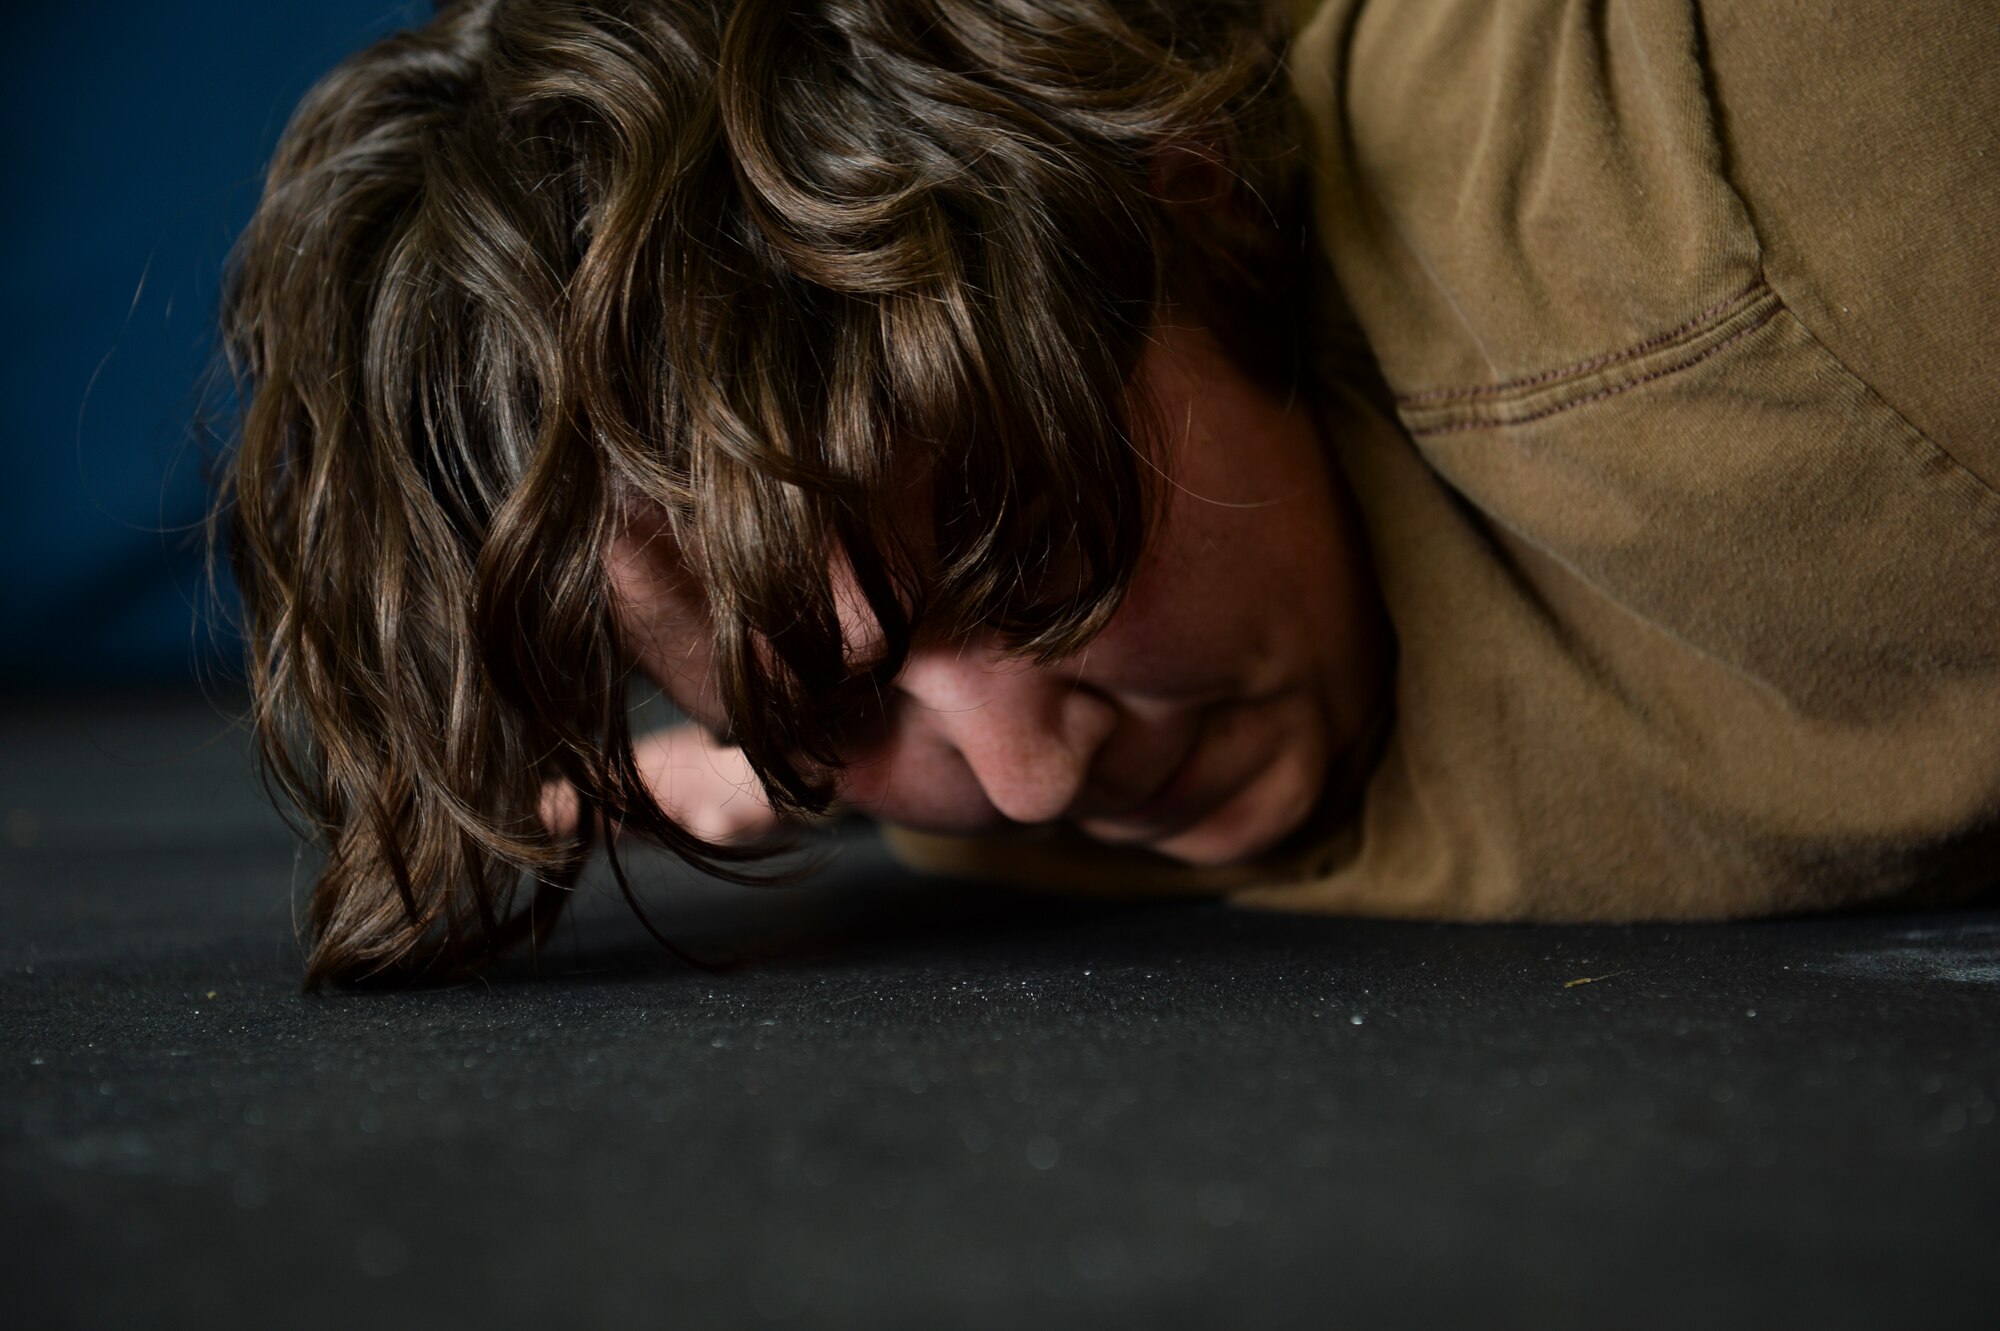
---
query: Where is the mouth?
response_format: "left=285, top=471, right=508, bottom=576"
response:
left=1076, top=726, right=1218, bottom=844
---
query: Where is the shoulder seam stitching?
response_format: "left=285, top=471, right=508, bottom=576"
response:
left=1404, top=299, right=1780, bottom=437
left=1394, top=278, right=1770, bottom=406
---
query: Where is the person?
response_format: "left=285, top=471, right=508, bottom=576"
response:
left=218, top=0, right=2000, bottom=989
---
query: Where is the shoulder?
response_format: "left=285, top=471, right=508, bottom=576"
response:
left=1287, top=0, right=1761, bottom=406
left=1273, top=1, right=2000, bottom=921
left=1285, top=0, right=2000, bottom=731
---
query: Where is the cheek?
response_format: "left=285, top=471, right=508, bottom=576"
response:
left=1095, top=480, right=1347, bottom=696
left=1080, top=536, right=1262, bottom=695
left=1086, top=575, right=1296, bottom=711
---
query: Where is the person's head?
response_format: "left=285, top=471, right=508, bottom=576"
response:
left=219, top=0, right=1371, bottom=987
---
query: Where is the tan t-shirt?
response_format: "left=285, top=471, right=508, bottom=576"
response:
left=890, top=0, right=2000, bottom=921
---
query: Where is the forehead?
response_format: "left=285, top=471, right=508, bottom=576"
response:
left=604, top=516, right=722, bottom=725
left=605, top=508, right=910, bottom=730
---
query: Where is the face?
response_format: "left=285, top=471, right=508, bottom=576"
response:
left=612, top=313, right=1390, bottom=867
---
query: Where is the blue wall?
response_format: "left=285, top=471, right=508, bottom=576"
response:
left=2, top=3, right=430, bottom=689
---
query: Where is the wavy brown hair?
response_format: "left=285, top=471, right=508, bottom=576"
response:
left=217, top=0, right=1307, bottom=988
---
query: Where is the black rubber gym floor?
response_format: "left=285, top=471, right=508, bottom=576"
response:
left=4, top=698, right=1997, bottom=1329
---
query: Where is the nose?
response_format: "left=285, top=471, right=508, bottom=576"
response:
left=891, top=642, right=1118, bottom=825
